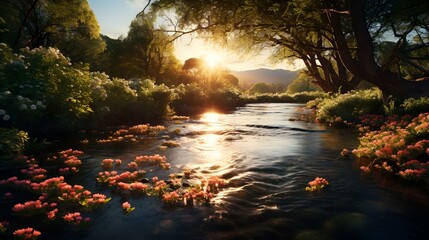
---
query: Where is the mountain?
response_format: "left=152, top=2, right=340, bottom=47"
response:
left=232, top=68, right=299, bottom=88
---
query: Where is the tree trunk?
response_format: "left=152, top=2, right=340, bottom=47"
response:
left=326, top=0, right=429, bottom=98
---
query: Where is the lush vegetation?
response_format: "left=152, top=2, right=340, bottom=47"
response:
left=307, top=89, right=429, bottom=184
left=1, top=0, right=429, bottom=238
left=152, top=0, right=429, bottom=97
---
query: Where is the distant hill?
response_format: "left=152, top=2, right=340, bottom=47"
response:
left=232, top=68, right=299, bottom=89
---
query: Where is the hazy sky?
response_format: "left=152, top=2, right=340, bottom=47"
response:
left=88, top=0, right=297, bottom=71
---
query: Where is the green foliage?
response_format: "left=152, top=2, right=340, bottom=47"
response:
left=243, top=91, right=327, bottom=104
left=207, top=89, right=244, bottom=111
left=287, top=72, right=321, bottom=93
left=315, top=89, right=384, bottom=123
left=152, top=0, right=429, bottom=97
left=398, top=97, right=429, bottom=116
left=0, top=43, right=174, bottom=135
left=171, top=84, right=207, bottom=113
left=0, top=45, right=93, bottom=133
left=0, top=0, right=105, bottom=63
left=134, top=79, right=173, bottom=120
left=291, top=92, right=327, bottom=103
left=247, top=83, right=274, bottom=95
left=0, top=128, right=29, bottom=154
left=92, top=16, right=180, bottom=83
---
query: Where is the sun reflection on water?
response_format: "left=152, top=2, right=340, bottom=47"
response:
left=200, top=112, right=220, bottom=123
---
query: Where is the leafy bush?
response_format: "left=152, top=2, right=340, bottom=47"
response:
left=207, top=88, right=244, bottom=111
left=315, top=88, right=384, bottom=124
left=134, top=79, right=173, bottom=121
left=398, top=97, right=429, bottom=116
left=0, top=44, right=176, bottom=135
left=0, top=45, right=92, bottom=135
left=290, top=91, right=328, bottom=103
left=243, top=91, right=327, bottom=104
left=0, top=128, right=29, bottom=154
left=171, top=83, right=207, bottom=114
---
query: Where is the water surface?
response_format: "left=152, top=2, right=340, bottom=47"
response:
left=3, top=103, right=429, bottom=240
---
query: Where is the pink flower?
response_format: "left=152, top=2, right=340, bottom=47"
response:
left=163, top=191, right=180, bottom=202
left=152, top=176, right=158, bottom=183
left=122, top=201, right=135, bottom=214
left=63, top=212, right=83, bottom=225
left=13, top=227, right=41, bottom=239
left=360, top=166, right=371, bottom=173
left=306, top=177, right=329, bottom=191
left=122, top=202, right=131, bottom=210
left=47, top=209, right=58, bottom=220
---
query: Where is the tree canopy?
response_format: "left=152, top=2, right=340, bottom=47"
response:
left=0, top=0, right=106, bottom=63
left=91, top=14, right=180, bottom=84
left=151, top=0, right=429, bottom=98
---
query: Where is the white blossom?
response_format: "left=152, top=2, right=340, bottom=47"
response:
left=3, top=115, right=10, bottom=121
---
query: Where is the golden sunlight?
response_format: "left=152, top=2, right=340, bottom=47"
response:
left=201, top=112, right=220, bottom=123
left=204, top=52, right=223, bottom=68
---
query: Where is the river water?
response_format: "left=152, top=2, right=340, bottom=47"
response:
left=4, top=103, right=429, bottom=240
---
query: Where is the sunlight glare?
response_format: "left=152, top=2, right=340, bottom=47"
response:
left=205, top=53, right=222, bottom=68
left=201, top=112, right=220, bottom=123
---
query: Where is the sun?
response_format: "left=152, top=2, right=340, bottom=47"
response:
left=204, top=52, right=222, bottom=68
left=205, top=54, right=220, bottom=68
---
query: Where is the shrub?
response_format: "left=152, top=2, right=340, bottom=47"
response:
left=0, top=128, right=29, bottom=154
left=0, top=45, right=93, bottom=135
left=315, top=88, right=384, bottom=124
left=207, top=88, right=244, bottom=111
left=171, top=84, right=207, bottom=114
left=291, top=91, right=328, bottom=103
left=398, top=97, right=429, bottom=116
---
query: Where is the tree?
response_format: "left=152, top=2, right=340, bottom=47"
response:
left=151, top=0, right=429, bottom=98
left=93, top=14, right=180, bottom=84
left=182, top=58, right=204, bottom=75
left=287, top=72, right=322, bottom=93
left=0, top=0, right=105, bottom=63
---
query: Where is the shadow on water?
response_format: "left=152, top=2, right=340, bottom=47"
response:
left=2, top=103, right=429, bottom=240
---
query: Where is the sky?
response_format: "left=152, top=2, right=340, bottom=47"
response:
left=88, top=0, right=299, bottom=71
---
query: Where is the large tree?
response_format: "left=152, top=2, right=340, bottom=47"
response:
left=151, top=0, right=429, bottom=97
left=93, top=13, right=180, bottom=84
left=0, top=0, right=105, bottom=63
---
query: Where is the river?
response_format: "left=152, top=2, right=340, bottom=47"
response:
left=4, top=103, right=429, bottom=240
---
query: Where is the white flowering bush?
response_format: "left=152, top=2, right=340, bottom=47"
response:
left=0, top=43, right=174, bottom=134
left=0, top=45, right=92, bottom=134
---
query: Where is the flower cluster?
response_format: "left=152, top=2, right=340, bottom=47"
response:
left=161, top=140, right=181, bottom=148
left=353, top=113, right=429, bottom=180
left=0, top=90, right=46, bottom=122
left=0, top=176, right=32, bottom=190
left=305, top=177, right=329, bottom=191
left=12, top=200, right=50, bottom=216
left=101, top=158, right=122, bottom=169
left=63, top=212, right=90, bottom=225
left=96, top=124, right=166, bottom=143
left=132, top=154, right=170, bottom=169
left=0, top=149, right=110, bottom=234
left=97, top=160, right=228, bottom=206
left=121, top=202, right=135, bottom=214
left=13, top=227, right=41, bottom=240
left=46, top=149, right=84, bottom=174
left=21, top=164, right=47, bottom=182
